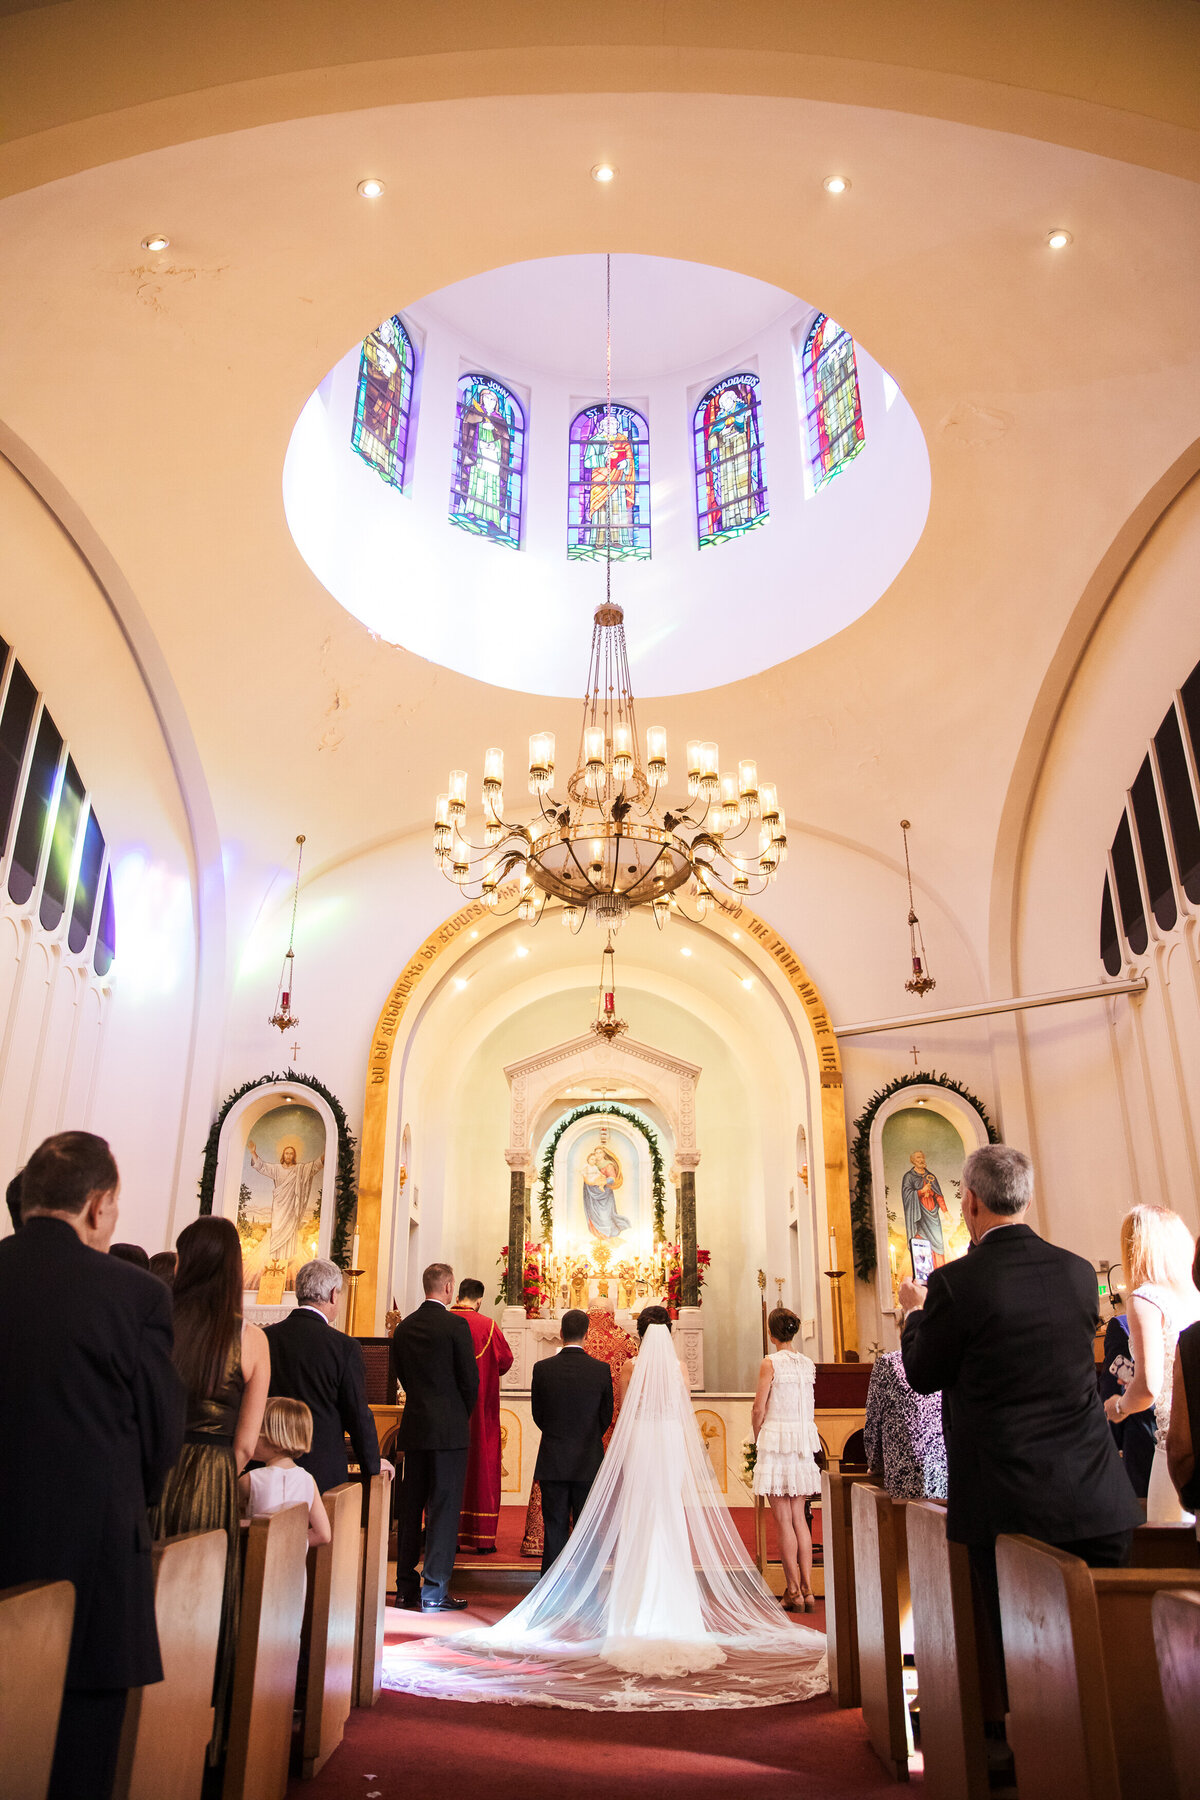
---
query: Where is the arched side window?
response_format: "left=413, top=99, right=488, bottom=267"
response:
left=350, top=315, right=415, bottom=491
left=568, top=405, right=651, bottom=561
left=802, top=315, right=866, bottom=490
left=693, top=374, right=768, bottom=549
left=449, top=374, right=525, bottom=549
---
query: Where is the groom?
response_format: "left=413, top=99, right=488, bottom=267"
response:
left=530, top=1308, right=614, bottom=1575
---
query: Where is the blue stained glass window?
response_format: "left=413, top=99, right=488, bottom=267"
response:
left=351, top=315, right=415, bottom=490
left=449, top=374, right=525, bottom=549
left=568, top=405, right=651, bottom=561
left=802, top=314, right=865, bottom=489
left=693, top=374, right=768, bottom=549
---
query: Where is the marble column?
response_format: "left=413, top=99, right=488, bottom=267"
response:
left=678, top=1154, right=700, bottom=1307
left=505, top=1160, right=527, bottom=1308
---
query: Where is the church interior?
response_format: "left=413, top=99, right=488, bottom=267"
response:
left=3, top=1, right=1200, bottom=1794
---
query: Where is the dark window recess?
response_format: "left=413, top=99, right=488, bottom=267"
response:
left=1155, top=704, right=1200, bottom=907
left=0, top=662, right=37, bottom=858
left=39, top=757, right=85, bottom=933
left=1100, top=876, right=1122, bottom=976
left=1130, top=755, right=1176, bottom=933
left=68, top=810, right=105, bottom=954
left=8, top=709, right=62, bottom=907
left=1110, top=813, right=1149, bottom=956
left=1181, top=659, right=1200, bottom=767
left=93, top=866, right=116, bottom=976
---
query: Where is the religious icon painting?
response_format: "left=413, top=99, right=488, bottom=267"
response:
left=449, top=373, right=526, bottom=549
left=693, top=373, right=768, bottom=548
left=350, top=314, right=416, bottom=490
left=238, top=1102, right=327, bottom=1293
left=881, top=1106, right=971, bottom=1298
left=567, top=404, right=651, bottom=561
left=801, top=314, right=866, bottom=491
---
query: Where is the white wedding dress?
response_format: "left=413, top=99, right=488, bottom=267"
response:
left=382, top=1324, right=828, bottom=1710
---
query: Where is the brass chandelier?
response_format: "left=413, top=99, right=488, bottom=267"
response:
left=432, top=256, right=787, bottom=931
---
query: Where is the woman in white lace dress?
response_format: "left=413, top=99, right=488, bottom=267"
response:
left=1104, top=1205, right=1200, bottom=1522
left=751, top=1308, right=822, bottom=1612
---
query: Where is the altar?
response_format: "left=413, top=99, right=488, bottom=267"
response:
left=500, top=1304, right=705, bottom=1391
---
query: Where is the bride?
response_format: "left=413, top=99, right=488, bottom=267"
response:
left=383, top=1316, right=828, bottom=1711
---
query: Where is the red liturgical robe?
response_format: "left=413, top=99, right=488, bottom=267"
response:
left=452, top=1306, right=514, bottom=1550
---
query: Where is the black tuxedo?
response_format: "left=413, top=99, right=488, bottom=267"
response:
left=264, top=1306, right=380, bottom=1494
left=390, top=1299, right=479, bottom=1601
left=0, top=1217, right=185, bottom=1798
left=531, top=1346, right=614, bottom=1573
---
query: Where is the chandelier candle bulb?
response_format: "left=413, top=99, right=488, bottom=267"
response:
left=653, top=895, right=671, bottom=929
left=528, top=731, right=555, bottom=791
left=448, top=769, right=468, bottom=817
left=646, top=726, right=668, bottom=782
left=720, top=772, right=740, bottom=833
left=759, top=782, right=779, bottom=826
left=612, top=722, right=633, bottom=779
left=739, top=760, right=760, bottom=816
left=686, top=740, right=703, bottom=796
left=699, top=741, right=720, bottom=798
left=561, top=902, right=581, bottom=929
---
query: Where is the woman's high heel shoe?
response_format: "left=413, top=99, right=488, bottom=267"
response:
left=800, top=1587, right=816, bottom=1612
left=781, top=1587, right=802, bottom=1612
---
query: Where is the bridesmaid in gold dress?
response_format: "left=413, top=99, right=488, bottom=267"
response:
left=151, top=1216, right=270, bottom=1759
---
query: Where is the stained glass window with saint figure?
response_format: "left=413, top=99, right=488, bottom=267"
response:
left=351, top=314, right=415, bottom=490
left=568, top=405, right=651, bottom=561
left=802, top=314, right=865, bottom=489
left=449, top=374, right=525, bottom=549
left=693, top=375, right=768, bottom=549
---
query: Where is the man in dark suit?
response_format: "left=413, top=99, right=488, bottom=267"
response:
left=0, top=1132, right=185, bottom=1800
left=390, top=1261, right=479, bottom=1611
left=900, top=1142, right=1140, bottom=1728
left=531, top=1307, right=615, bottom=1575
left=264, top=1257, right=392, bottom=1496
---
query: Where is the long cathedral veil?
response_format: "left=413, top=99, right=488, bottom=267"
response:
left=383, top=1324, right=828, bottom=1711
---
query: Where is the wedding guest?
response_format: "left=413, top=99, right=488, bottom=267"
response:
left=0, top=1132, right=184, bottom=1800
left=1098, top=1309, right=1156, bottom=1500
left=900, top=1144, right=1139, bottom=1744
left=752, top=1307, right=822, bottom=1611
left=149, top=1249, right=177, bottom=1287
left=151, top=1216, right=269, bottom=1762
left=110, top=1241, right=150, bottom=1268
left=5, top=1167, right=23, bottom=1231
left=1103, top=1205, right=1200, bottom=1521
left=239, top=1397, right=331, bottom=1545
left=863, top=1309, right=948, bottom=1502
left=264, top=1258, right=389, bottom=1496
left=391, top=1261, right=479, bottom=1611
left=530, top=1308, right=614, bottom=1574
left=451, top=1277, right=514, bottom=1553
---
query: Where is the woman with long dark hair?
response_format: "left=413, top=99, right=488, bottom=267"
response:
left=151, top=1216, right=269, bottom=1758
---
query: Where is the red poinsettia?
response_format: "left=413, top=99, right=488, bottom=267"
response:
left=496, top=1240, right=552, bottom=1316
left=663, top=1244, right=710, bottom=1318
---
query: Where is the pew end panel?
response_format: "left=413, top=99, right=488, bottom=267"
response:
left=113, top=1529, right=226, bottom=1800
left=851, top=1482, right=912, bottom=1781
left=1092, top=1567, right=1197, bottom=1800
left=1152, top=1588, right=1200, bottom=1800
left=300, top=1483, right=361, bottom=1778
left=821, top=1469, right=871, bottom=1709
left=222, top=1503, right=309, bottom=1800
left=0, top=1578, right=74, bottom=1800
left=1129, top=1524, right=1200, bottom=1569
left=905, top=1501, right=989, bottom=1800
left=354, top=1474, right=389, bottom=1708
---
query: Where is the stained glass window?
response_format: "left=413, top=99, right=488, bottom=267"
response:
left=568, top=405, right=651, bottom=561
left=449, top=374, right=525, bottom=549
left=351, top=314, right=415, bottom=490
left=802, top=314, right=866, bottom=489
left=693, top=375, right=768, bottom=549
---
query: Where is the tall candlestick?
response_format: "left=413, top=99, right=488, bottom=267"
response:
left=828, top=1227, right=838, bottom=1270
left=352, top=1230, right=360, bottom=1267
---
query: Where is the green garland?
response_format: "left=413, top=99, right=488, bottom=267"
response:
left=197, top=1071, right=359, bottom=1270
left=849, top=1071, right=1000, bottom=1282
left=536, top=1102, right=666, bottom=1243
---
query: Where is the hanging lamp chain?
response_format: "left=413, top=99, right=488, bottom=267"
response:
left=287, top=833, right=306, bottom=954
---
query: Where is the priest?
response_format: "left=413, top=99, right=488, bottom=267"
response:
left=451, top=1278, right=514, bottom=1553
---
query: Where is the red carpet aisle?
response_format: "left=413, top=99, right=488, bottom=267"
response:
left=288, top=1581, right=916, bottom=1800
left=455, top=1505, right=810, bottom=1567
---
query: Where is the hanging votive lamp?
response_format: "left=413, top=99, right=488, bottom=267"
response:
left=269, top=834, right=305, bottom=1034
left=901, top=819, right=936, bottom=997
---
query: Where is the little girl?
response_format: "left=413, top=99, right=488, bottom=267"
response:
left=238, top=1397, right=331, bottom=1546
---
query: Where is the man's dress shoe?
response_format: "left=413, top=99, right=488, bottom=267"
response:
left=421, top=1594, right=468, bottom=1612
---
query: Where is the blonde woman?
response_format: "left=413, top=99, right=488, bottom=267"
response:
left=1104, top=1205, right=1200, bottom=1522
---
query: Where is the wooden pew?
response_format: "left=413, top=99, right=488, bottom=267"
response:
left=113, top=1529, right=226, bottom=1800
left=0, top=1579, right=73, bottom=1800
left=222, top=1503, right=309, bottom=1800
left=906, top=1501, right=989, bottom=1800
left=997, top=1534, right=1200, bottom=1800
left=851, top=1482, right=912, bottom=1780
left=354, top=1475, right=389, bottom=1708
left=821, top=1468, right=870, bottom=1707
left=298, top=1484, right=361, bottom=1778
left=1153, top=1589, right=1200, bottom=1800
left=1129, top=1523, right=1200, bottom=1568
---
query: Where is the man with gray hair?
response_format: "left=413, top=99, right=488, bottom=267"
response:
left=899, top=1143, right=1139, bottom=1750
left=264, top=1257, right=391, bottom=1495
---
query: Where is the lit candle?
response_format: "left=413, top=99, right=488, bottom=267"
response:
left=888, top=1241, right=898, bottom=1276
left=352, top=1231, right=360, bottom=1267
left=829, top=1227, right=838, bottom=1270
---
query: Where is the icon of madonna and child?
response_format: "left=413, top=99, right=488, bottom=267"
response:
left=581, top=1144, right=631, bottom=1240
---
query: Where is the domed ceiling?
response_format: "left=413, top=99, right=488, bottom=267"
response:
left=283, top=254, right=930, bottom=697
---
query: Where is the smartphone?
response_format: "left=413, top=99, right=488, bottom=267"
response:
left=910, top=1238, right=935, bottom=1284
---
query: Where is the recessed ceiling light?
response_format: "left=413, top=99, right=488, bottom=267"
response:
left=741, top=976, right=754, bottom=990
left=590, top=163, right=617, bottom=184
left=453, top=976, right=469, bottom=992
left=515, top=944, right=530, bottom=958
left=140, top=233, right=170, bottom=252
left=1046, top=228, right=1072, bottom=249
left=680, top=946, right=692, bottom=958
left=731, top=930, right=741, bottom=941
left=357, top=178, right=385, bottom=199
left=915, top=1097, right=927, bottom=1106
left=469, top=929, right=478, bottom=940
left=823, top=176, right=850, bottom=194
